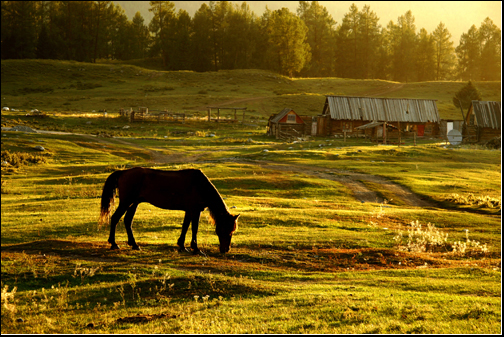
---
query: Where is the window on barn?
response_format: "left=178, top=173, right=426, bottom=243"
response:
left=287, top=114, right=296, bottom=123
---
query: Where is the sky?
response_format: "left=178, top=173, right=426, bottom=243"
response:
left=118, top=1, right=502, bottom=45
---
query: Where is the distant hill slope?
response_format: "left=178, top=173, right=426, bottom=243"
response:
left=1, top=59, right=500, bottom=120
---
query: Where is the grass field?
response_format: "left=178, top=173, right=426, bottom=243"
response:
left=1, top=60, right=501, bottom=334
left=1, top=59, right=501, bottom=120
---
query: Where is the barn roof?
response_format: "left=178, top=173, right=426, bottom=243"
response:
left=469, top=101, right=501, bottom=129
left=323, top=96, right=440, bottom=123
left=270, top=108, right=303, bottom=124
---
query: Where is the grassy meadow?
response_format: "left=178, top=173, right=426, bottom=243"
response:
left=1, top=59, right=501, bottom=334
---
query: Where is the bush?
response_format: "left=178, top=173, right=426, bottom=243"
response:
left=1, top=150, right=47, bottom=168
left=393, top=220, right=489, bottom=255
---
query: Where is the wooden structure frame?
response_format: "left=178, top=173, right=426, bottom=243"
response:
left=207, top=107, right=247, bottom=123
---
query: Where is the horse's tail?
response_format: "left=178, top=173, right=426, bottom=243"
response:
left=98, top=170, right=124, bottom=227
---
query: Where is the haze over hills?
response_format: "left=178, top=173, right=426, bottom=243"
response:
left=114, top=1, right=502, bottom=45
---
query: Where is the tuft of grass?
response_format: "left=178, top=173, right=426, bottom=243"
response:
left=1, top=150, right=48, bottom=168
left=394, top=220, right=490, bottom=256
left=445, top=193, right=501, bottom=210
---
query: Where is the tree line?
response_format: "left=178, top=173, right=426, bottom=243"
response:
left=1, top=1, right=501, bottom=81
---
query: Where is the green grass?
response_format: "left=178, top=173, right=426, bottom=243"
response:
left=1, top=59, right=501, bottom=334
left=1, top=59, right=500, bottom=120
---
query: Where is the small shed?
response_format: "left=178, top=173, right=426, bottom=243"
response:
left=464, top=100, right=501, bottom=143
left=268, top=108, right=307, bottom=139
left=318, top=96, right=440, bottom=140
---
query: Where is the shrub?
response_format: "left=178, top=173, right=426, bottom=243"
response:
left=394, top=220, right=448, bottom=253
left=445, top=193, right=501, bottom=209
left=394, top=220, right=490, bottom=255
left=1, top=150, right=47, bottom=168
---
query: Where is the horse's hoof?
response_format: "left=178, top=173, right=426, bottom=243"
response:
left=110, top=244, right=120, bottom=250
left=193, top=249, right=207, bottom=257
left=178, top=247, right=190, bottom=253
left=132, top=245, right=141, bottom=251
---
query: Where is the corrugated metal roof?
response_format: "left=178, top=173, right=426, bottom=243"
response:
left=470, top=101, right=501, bottom=129
left=323, top=96, right=440, bottom=123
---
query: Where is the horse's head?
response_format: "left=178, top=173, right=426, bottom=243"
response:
left=216, top=214, right=239, bottom=253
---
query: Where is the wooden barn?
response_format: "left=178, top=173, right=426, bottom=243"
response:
left=268, top=108, right=308, bottom=140
left=463, top=100, right=501, bottom=143
left=317, top=96, right=441, bottom=141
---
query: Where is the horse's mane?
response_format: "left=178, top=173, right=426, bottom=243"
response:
left=193, top=169, right=230, bottom=226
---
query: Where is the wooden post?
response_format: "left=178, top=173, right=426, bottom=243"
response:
left=217, top=109, right=220, bottom=123
left=242, top=110, right=245, bottom=124
left=234, top=109, right=237, bottom=121
left=398, top=121, right=401, bottom=147
left=208, top=108, right=211, bottom=121
left=383, top=122, right=387, bottom=145
left=414, top=131, right=417, bottom=146
left=344, top=131, right=347, bottom=142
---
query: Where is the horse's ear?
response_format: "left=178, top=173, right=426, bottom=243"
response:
left=232, top=214, right=240, bottom=232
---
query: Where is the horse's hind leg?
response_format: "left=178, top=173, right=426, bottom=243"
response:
left=177, top=212, right=191, bottom=252
left=108, top=202, right=129, bottom=249
left=124, top=203, right=140, bottom=250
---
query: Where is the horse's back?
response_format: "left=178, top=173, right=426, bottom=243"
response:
left=117, top=167, right=208, bottom=211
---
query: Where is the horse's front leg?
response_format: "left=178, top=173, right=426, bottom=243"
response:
left=190, top=211, right=205, bottom=256
left=177, top=212, right=191, bottom=252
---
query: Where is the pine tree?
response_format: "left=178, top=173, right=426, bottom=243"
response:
left=453, top=81, right=482, bottom=111
left=432, top=22, right=455, bottom=80
left=456, top=25, right=480, bottom=80
left=297, top=1, right=336, bottom=76
left=478, top=17, right=501, bottom=80
left=266, top=8, right=311, bottom=77
left=415, top=28, right=435, bottom=81
left=191, top=3, right=213, bottom=72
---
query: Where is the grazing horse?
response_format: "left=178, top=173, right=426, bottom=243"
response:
left=99, top=167, right=239, bottom=254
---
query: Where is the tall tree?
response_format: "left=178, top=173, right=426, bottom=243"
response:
left=432, top=22, right=455, bottom=80
left=455, top=25, right=480, bottom=80
left=357, top=5, right=381, bottom=79
left=1, top=1, right=39, bottom=59
left=415, top=28, right=435, bottom=81
left=148, top=1, right=176, bottom=67
left=389, top=11, right=417, bottom=82
left=191, top=3, right=213, bottom=71
left=297, top=1, right=336, bottom=76
left=266, top=7, right=311, bottom=77
left=336, top=3, right=360, bottom=78
left=170, top=9, right=192, bottom=70
left=129, top=12, right=150, bottom=59
left=478, top=17, right=501, bottom=80
left=223, top=2, right=259, bottom=70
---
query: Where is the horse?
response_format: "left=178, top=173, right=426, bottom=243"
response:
left=98, top=167, right=239, bottom=254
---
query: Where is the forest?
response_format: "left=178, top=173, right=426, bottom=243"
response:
left=1, top=1, right=501, bottom=81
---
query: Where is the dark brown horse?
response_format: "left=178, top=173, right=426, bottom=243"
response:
left=99, top=167, right=239, bottom=254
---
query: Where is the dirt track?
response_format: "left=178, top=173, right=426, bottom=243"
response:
left=84, top=135, right=432, bottom=207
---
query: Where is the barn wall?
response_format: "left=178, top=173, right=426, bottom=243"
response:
left=478, top=128, right=500, bottom=142
left=278, top=123, right=306, bottom=138
left=321, top=119, right=439, bottom=137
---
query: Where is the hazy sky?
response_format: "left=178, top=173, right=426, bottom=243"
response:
left=168, top=1, right=502, bottom=44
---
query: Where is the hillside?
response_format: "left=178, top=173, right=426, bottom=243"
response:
left=1, top=59, right=501, bottom=120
